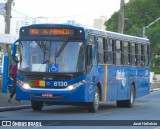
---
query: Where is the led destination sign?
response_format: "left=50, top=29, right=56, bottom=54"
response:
left=29, top=28, right=73, bottom=36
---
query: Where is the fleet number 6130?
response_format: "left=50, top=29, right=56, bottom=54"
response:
left=54, top=81, right=68, bottom=87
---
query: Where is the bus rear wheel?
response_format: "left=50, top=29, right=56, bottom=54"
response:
left=31, top=101, right=44, bottom=111
left=88, top=87, right=100, bottom=113
left=126, top=85, right=135, bottom=108
left=117, top=85, right=135, bottom=108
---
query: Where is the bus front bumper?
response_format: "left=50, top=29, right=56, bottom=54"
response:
left=16, top=84, right=88, bottom=103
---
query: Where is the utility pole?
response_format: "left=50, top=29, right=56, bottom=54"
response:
left=4, top=0, right=13, bottom=52
left=5, top=0, right=13, bottom=34
left=1, top=0, right=13, bottom=93
left=118, top=0, right=125, bottom=33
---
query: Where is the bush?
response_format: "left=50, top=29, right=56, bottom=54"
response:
left=150, top=67, right=160, bottom=74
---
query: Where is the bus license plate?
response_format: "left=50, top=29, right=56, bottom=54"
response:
left=42, top=93, right=53, bottom=98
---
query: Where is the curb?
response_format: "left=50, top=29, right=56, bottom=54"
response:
left=0, top=105, right=31, bottom=112
left=150, top=88, right=160, bottom=92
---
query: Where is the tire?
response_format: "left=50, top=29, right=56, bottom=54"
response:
left=116, top=100, right=126, bottom=107
left=88, top=87, right=100, bottom=113
left=125, top=85, right=135, bottom=108
left=31, top=101, right=44, bottom=111
left=116, top=85, right=135, bottom=108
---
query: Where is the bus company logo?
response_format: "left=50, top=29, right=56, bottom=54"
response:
left=2, top=121, right=11, bottom=126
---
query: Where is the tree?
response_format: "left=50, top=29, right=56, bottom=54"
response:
left=104, top=0, right=160, bottom=60
left=104, top=12, right=119, bottom=32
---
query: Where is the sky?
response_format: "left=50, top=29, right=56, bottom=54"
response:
left=0, top=0, right=122, bottom=34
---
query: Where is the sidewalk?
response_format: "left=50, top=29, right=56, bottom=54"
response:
left=150, top=83, right=160, bottom=92
left=0, top=90, right=31, bottom=112
left=0, top=84, right=160, bottom=112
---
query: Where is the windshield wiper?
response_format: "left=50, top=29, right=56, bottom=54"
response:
left=55, top=38, right=68, bottom=58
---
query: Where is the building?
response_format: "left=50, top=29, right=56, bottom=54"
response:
left=93, top=16, right=107, bottom=30
left=15, top=17, right=49, bottom=35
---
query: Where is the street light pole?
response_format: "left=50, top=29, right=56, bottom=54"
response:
left=143, top=17, right=160, bottom=37
left=118, top=0, right=125, bottom=33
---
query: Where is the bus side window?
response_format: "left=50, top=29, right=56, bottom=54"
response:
left=112, top=40, right=116, bottom=64
left=124, top=41, right=129, bottom=65
left=116, top=40, right=123, bottom=65
left=120, top=41, right=124, bottom=65
left=123, top=41, right=131, bottom=66
left=135, top=44, right=138, bottom=66
left=144, top=45, right=149, bottom=66
left=104, top=38, right=107, bottom=63
left=131, top=43, right=136, bottom=66
left=128, top=42, right=132, bottom=65
left=106, top=39, right=114, bottom=64
left=137, top=44, right=144, bottom=67
left=140, top=45, right=145, bottom=66
left=97, top=37, right=104, bottom=64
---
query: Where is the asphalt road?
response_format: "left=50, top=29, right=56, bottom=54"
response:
left=0, top=90, right=160, bottom=129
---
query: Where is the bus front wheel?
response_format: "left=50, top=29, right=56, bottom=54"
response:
left=88, top=87, right=100, bottom=113
left=31, top=101, right=44, bottom=111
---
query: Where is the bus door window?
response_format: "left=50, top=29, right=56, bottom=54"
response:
left=87, top=34, right=96, bottom=74
left=77, top=43, right=84, bottom=71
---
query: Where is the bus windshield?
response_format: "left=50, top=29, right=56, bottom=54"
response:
left=18, top=41, right=84, bottom=73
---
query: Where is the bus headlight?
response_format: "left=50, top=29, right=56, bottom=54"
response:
left=66, top=80, right=85, bottom=91
left=18, top=80, right=31, bottom=90
left=22, top=83, right=31, bottom=89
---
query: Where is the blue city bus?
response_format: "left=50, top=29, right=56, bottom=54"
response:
left=12, top=24, right=150, bottom=112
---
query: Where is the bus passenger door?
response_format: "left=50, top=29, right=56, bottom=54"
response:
left=86, top=36, right=98, bottom=102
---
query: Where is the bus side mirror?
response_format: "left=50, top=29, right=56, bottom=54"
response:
left=87, top=45, right=92, bottom=65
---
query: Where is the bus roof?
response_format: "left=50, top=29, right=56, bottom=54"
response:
left=22, top=23, right=85, bottom=30
left=86, top=28, right=150, bottom=45
left=21, top=24, right=150, bottom=44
